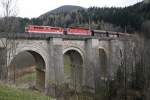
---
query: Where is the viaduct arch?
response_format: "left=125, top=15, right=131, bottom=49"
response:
left=0, top=33, right=131, bottom=97
left=7, top=44, right=49, bottom=91
left=63, top=47, right=84, bottom=91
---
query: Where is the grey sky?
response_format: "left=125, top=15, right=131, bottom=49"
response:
left=18, top=0, right=143, bottom=18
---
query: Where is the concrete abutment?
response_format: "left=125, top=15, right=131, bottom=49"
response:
left=45, top=37, right=64, bottom=97
left=83, top=39, right=99, bottom=93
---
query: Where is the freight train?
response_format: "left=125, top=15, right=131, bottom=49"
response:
left=25, top=25, right=127, bottom=37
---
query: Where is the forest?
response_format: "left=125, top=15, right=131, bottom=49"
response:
left=0, top=1, right=150, bottom=35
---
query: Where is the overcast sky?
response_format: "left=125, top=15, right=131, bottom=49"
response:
left=17, top=0, right=143, bottom=18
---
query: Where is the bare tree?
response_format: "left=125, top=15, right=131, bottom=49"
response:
left=0, top=0, right=18, bottom=32
left=1, top=0, right=17, bottom=17
left=0, top=0, right=18, bottom=83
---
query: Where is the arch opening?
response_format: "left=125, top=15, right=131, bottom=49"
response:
left=63, top=49, right=83, bottom=92
left=9, top=50, right=46, bottom=91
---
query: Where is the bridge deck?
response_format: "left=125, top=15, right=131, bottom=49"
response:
left=0, top=32, right=132, bottom=40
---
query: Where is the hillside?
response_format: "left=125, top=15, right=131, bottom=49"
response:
left=0, top=2, right=150, bottom=34
left=37, top=1, right=150, bottom=32
left=40, top=5, right=85, bottom=17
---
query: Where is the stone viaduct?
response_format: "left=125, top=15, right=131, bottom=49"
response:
left=0, top=32, right=132, bottom=97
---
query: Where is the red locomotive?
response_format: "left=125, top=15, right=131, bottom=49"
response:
left=25, top=25, right=64, bottom=34
left=67, top=27, right=92, bottom=35
left=25, top=25, right=92, bottom=36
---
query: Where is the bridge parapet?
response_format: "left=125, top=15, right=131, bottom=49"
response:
left=0, top=32, right=132, bottom=41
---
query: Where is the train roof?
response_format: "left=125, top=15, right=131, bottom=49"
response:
left=69, top=27, right=90, bottom=30
left=26, top=25, right=63, bottom=28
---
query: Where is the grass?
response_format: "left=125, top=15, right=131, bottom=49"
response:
left=17, top=72, right=36, bottom=82
left=0, top=83, right=53, bottom=100
left=64, top=55, right=71, bottom=77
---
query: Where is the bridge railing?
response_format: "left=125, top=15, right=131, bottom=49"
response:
left=93, top=30, right=131, bottom=38
left=0, top=31, right=131, bottom=40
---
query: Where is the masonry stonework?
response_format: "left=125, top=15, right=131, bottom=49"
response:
left=0, top=34, right=131, bottom=97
